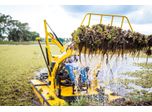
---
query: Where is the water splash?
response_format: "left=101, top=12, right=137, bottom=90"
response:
left=35, top=54, right=152, bottom=105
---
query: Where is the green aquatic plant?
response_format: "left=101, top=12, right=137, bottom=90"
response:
left=72, top=24, right=152, bottom=61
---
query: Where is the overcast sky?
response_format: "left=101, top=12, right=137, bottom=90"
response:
left=1, top=5, right=152, bottom=38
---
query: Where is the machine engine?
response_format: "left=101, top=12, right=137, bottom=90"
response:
left=56, top=55, right=90, bottom=93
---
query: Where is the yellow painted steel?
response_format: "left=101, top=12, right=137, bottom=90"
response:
left=48, top=33, right=65, bottom=52
left=81, top=13, right=134, bottom=32
left=88, top=14, right=91, bottom=26
left=104, top=89, right=122, bottom=102
left=100, top=15, right=103, bottom=24
left=43, top=19, right=72, bottom=91
left=121, top=17, right=125, bottom=28
left=32, top=13, right=134, bottom=106
left=31, top=80, right=67, bottom=106
left=111, top=16, right=114, bottom=26
left=44, top=20, right=52, bottom=65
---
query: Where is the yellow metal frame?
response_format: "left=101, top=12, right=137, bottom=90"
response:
left=43, top=19, right=75, bottom=91
left=31, top=20, right=76, bottom=106
left=31, top=13, right=134, bottom=106
left=81, top=13, right=134, bottom=32
left=44, top=20, right=66, bottom=64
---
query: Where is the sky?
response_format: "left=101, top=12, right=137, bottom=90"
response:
left=1, top=5, right=152, bottom=38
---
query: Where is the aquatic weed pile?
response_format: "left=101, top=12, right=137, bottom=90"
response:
left=72, top=24, right=152, bottom=61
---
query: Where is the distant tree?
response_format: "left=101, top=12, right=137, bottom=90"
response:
left=29, top=31, right=40, bottom=41
left=0, top=13, right=39, bottom=42
left=0, top=13, right=12, bottom=39
left=8, top=20, right=31, bottom=41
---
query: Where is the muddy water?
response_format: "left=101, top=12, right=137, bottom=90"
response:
left=79, top=54, right=152, bottom=96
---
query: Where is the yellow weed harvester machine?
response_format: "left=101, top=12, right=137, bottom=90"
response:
left=31, top=13, right=134, bottom=106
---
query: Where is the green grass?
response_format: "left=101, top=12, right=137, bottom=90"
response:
left=121, top=70, right=152, bottom=88
left=119, top=62, right=152, bottom=104
left=70, top=96, right=105, bottom=106
left=0, top=41, right=40, bottom=45
left=0, top=45, right=60, bottom=105
left=134, top=63, right=152, bottom=70
left=129, top=90, right=152, bottom=103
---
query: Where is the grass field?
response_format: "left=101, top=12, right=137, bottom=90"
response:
left=0, top=41, right=38, bottom=45
left=0, top=45, right=60, bottom=105
left=117, top=62, right=152, bottom=105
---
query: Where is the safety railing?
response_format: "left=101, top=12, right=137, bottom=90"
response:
left=80, top=13, right=134, bottom=32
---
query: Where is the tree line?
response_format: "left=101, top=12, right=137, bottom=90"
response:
left=0, top=13, right=39, bottom=42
